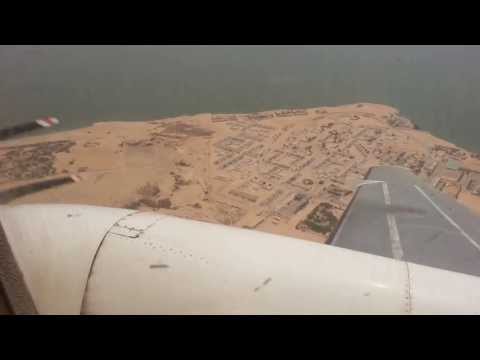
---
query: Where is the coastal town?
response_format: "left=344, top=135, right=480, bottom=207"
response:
left=2, top=102, right=480, bottom=243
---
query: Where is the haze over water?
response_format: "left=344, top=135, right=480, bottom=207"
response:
left=1, top=45, right=479, bottom=152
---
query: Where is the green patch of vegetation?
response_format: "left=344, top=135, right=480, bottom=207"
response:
left=301, top=202, right=338, bottom=235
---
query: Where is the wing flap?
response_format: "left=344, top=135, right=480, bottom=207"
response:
left=330, top=166, right=480, bottom=277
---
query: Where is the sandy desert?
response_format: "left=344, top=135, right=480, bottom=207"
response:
left=2, top=102, right=480, bottom=243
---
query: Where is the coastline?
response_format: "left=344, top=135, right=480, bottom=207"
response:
left=2, top=102, right=480, bottom=244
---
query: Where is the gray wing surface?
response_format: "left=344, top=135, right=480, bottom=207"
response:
left=330, top=166, right=480, bottom=277
left=0, top=118, right=59, bottom=141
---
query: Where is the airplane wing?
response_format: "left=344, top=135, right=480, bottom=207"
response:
left=329, top=166, right=480, bottom=277
left=0, top=174, right=81, bottom=203
left=0, top=117, right=59, bottom=141
left=2, top=203, right=480, bottom=314
left=0, top=117, right=80, bottom=203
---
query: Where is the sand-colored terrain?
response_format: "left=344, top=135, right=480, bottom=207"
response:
left=2, top=103, right=480, bottom=243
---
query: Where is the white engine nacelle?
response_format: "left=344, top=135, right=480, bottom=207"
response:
left=1, top=204, right=479, bottom=314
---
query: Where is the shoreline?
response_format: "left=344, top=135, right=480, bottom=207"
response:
left=2, top=102, right=480, bottom=244
left=8, top=101, right=476, bottom=154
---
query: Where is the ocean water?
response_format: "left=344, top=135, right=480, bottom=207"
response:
left=1, top=45, right=479, bottom=152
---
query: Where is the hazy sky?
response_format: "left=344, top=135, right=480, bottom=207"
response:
left=1, top=45, right=480, bottom=151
